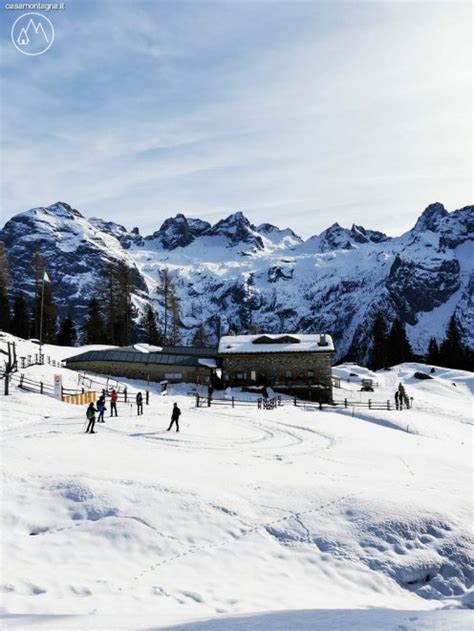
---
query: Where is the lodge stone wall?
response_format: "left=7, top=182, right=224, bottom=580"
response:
left=222, top=352, right=333, bottom=387
left=65, top=360, right=211, bottom=384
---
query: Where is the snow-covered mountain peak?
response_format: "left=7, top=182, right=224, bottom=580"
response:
left=18, top=201, right=83, bottom=223
left=43, top=201, right=84, bottom=219
left=89, top=217, right=144, bottom=248
left=144, top=213, right=211, bottom=250
left=1, top=200, right=472, bottom=360
left=207, top=211, right=265, bottom=250
left=413, top=202, right=449, bottom=233
left=350, top=224, right=390, bottom=244
left=301, top=222, right=354, bottom=253
left=257, top=223, right=303, bottom=248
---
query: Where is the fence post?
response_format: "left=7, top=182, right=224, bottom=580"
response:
left=21, top=357, right=25, bottom=369
left=258, top=398, right=261, bottom=409
left=232, top=397, right=234, bottom=408
left=146, top=390, right=149, bottom=405
left=344, top=398, right=347, bottom=408
left=387, top=400, right=390, bottom=410
left=278, top=395, right=281, bottom=406
left=124, top=388, right=128, bottom=403
left=319, top=401, right=323, bottom=410
left=19, top=374, right=24, bottom=388
left=196, top=393, right=200, bottom=408
left=82, top=387, right=85, bottom=394
left=294, top=397, right=297, bottom=406
left=368, top=399, right=372, bottom=410
left=40, top=382, right=43, bottom=395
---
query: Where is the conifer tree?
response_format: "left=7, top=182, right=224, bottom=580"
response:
left=368, top=312, right=388, bottom=370
left=192, top=324, right=208, bottom=347
left=141, top=303, right=161, bottom=345
left=0, top=242, right=11, bottom=332
left=57, top=314, right=77, bottom=346
left=30, top=252, right=57, bottom=343
left=41, top=281, right=58, bottom=344
left=426, top=337, right=440, bottom=365
left=157, top=267, right=173, bottom=343
left=169, top=289, right=181, bottom=346
left=103, top=261, right=136, bottom=346
left=31, top=250, right=44, bottom=339
left=439, top=314, right=465, bottom=369
left=156, top=267, right=182, bottom=345
left=83, top=297, right=105, bottom=344
left=386, top=318, right=412, bottom=366
left=10, top=294, right=30, bottom=339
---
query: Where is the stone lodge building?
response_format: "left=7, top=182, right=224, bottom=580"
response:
left=218, top=333, right=335, bottom=402
left=65, top=345, right=218, bottom=384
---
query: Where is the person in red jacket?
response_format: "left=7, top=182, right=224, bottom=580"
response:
left=110, top=389, right=118, bottom=417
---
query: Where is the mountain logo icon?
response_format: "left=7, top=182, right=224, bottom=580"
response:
left=11, top=13, right=55, bottom=56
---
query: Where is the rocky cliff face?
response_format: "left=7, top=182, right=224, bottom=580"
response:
left=1, top=201, right=472, bottom=361
left=0, top=202, right=148, bottom=322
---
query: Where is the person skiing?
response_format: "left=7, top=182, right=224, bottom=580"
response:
left=136, top=391, right=143, bottom=416
left=167, top=402, right=181, bottom=432
left=85, top=402, right=97, bottom=434
left=110, top=389, right=118, bottom=417
left=97, top=395, right=106, bottom=422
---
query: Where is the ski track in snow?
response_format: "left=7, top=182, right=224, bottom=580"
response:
left=124, top=493, right=358, bottom=590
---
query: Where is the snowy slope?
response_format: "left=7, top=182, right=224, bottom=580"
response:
left=0, top=338, right=472, bottom=629
left=1, top=201, right=473, bottom=359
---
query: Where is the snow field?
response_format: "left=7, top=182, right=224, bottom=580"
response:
left=0, top=340, right=473, bottom=629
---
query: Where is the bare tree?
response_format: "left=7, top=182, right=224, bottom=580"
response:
left=1, top=341, right=17, bottom=395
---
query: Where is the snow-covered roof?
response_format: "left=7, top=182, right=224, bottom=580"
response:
left=65, top=345, right=218, bottom=368
left=133, top=343, right=164, bottom=353
left=218, top=333, right=335, bottom=355
left=198, top=358, right=218, bottom=368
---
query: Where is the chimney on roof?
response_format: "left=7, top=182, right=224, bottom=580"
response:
left=319, top=333, right=328, bottom=346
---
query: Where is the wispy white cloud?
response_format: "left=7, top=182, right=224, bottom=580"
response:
left=1, top=0, right=471, bottom=237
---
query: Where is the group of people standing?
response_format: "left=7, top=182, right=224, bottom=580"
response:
left=394, top=383, right=410, bottom=410
left=85, top=389, right=136, bottom=433
left=85, top=388, right=181, bottom=434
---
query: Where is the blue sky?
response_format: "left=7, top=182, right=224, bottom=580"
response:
left=1, top=0, right=472, bottom=238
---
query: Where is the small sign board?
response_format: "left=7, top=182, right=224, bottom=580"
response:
left=54, top=374, right=62, bottom=400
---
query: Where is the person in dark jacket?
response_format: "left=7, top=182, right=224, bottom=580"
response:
left=136, top=391, right=143, bottom=416
left=167, top=403, right=181, bottom=432
left=85, top=402, right=97, bottom=434
left=97, top=395, right=106, bottom=422
left=394, top=390, right=400, bottom=411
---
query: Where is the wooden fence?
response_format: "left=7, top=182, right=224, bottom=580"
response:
left=62, top=392, right=97, bottom=405
left=18, top=353, right=65, bottom=370
left=196, top=392, right=412, bottom=412
left=8, top=373, right=150, bottom=405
